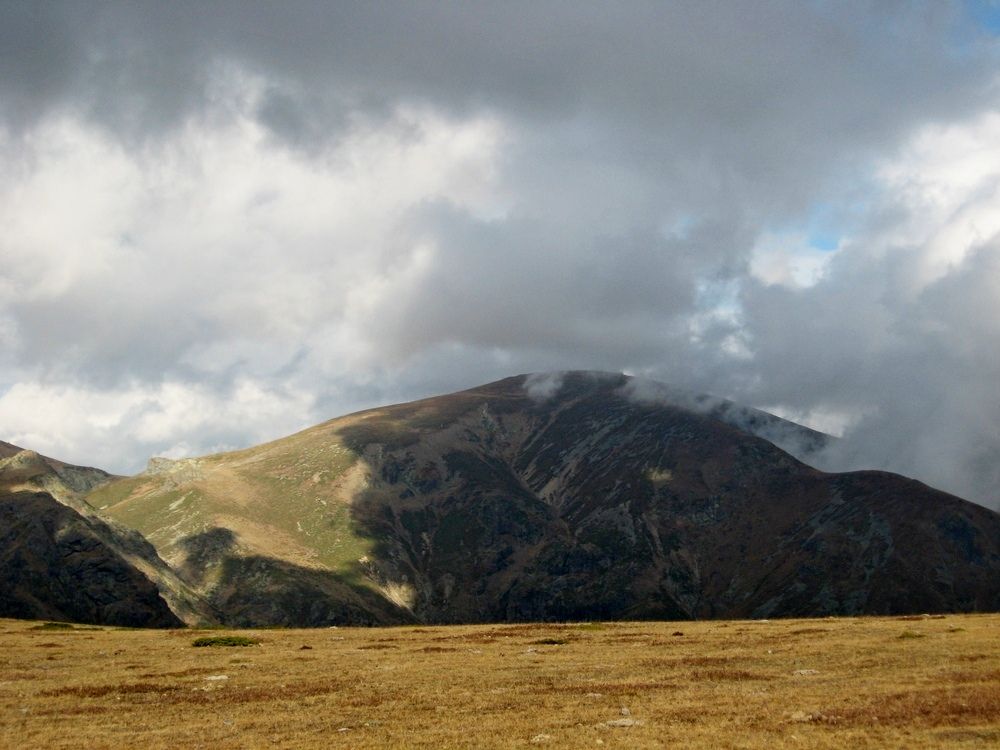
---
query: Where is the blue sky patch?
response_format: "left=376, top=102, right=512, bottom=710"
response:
left=966, top=0, right=1000, bottom=34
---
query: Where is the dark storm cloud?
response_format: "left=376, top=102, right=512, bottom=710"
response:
left=1, top=3, right=989, bottom=155
left=364, top=206, right=731, bottom=359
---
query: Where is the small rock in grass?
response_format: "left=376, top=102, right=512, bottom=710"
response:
left=204, top=674, right=229, bottom=681
left=605, top=718, right=643, bottom=727
left=789, top=710, right=825, bottom=723
left=792, top=669, right=819, bottom=675
left=530, top=734, right=553, bottom=743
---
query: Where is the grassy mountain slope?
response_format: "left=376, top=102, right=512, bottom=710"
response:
left=89, top=427, right=414, bottom=626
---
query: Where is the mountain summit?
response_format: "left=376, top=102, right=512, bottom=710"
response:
left=88, top=372, right=1000, bottom=626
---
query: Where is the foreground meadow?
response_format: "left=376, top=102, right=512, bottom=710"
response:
left=1, top=614, right=998, bottom=749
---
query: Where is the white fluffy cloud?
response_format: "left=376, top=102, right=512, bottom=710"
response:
left=0, top=378, right=315, bottom=470
left=750, top=231, right=836, bottom=289
left=0, top=72, right=511, bottom=471
left=0, top=81, right=507, bottom=374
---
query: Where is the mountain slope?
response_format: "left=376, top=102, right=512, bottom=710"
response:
left=91, top=371, right=1000, bottom=625
left=0, top=490, right=182, bottom=627
left=0, top=447, right=216, bottom=626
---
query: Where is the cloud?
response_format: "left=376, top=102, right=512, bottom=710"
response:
left=0, top=2, right=999, bottom=509
left=524, top=372, right=565, bottom=403
left=734, top=112, right=1000, bottom=507
left=750, top=230, right=837, bottom=289
left=0, top=378, right=314, bottom=473
left=0, top=97, right=505, bottom=379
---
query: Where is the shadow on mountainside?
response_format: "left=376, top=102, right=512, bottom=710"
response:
left=0, top=490, right=182, bottom=628
left=175, top=527, right=415, bottom=627
left=334, top=380, right=698, bottom=624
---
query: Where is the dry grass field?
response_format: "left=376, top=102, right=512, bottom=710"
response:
left=1, top=614, right=999, bottom=749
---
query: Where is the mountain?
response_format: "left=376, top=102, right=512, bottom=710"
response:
left=0, top=446, right=216, bottom=627
left=88, top=372, right=1000, bottom=626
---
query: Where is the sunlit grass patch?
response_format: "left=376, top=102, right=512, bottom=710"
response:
left=3, top=614, right=1000, bottom=749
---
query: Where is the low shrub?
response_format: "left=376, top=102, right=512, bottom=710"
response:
left=192, top=635, right=261, bottom=647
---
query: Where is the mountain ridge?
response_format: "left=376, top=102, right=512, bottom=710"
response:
left=0, top=440, right=114, bottom=496
left=0, top=445, right=217, bottom=626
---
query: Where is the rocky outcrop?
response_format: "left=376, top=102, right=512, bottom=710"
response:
left=0, top=440, right=113, bottom=496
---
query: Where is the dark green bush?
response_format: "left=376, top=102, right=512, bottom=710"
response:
left=192, top=635, right=261, bottom=647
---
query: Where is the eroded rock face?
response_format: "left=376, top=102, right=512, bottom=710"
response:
left=0, top=490, right=182, bottom=627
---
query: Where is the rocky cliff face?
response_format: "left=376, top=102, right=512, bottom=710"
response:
left=93, top=372, right=1000, bottom=625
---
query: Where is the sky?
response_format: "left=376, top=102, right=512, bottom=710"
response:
left=1, top=1, right=999, bottom=510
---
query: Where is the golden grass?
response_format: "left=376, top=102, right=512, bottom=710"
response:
left=1, top=614, right=999, bottom=748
